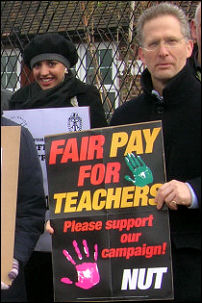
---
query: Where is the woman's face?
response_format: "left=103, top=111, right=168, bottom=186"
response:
left=32, top=60, right=66, bottom=90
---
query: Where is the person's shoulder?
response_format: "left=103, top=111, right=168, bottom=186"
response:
left=110, top=95, right=144, bottom=126
left=12, top=84, right=30, bottom=96
left=1, top=117, right=32, bottom=138
left=1, top=116, right=19, bottom=126
left=74, top=79, right=102, bottom=105
left=10, top=83, right=34, bottom=103
left=1, top=116, right=28, bottom=133
left=1, top=88, right=13, bottom=100
left=1, top=89, right=13, bottom=110
left=74, top=78, right=98, bottom=93
left=115, top=94, right=144, bottom=112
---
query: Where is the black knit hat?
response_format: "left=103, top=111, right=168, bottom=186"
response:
left=23, top=33, right=78, bottom=69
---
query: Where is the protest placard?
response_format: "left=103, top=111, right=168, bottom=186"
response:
left=45, top=121, right=174, bottom=302
left=1, top=126, right=21, bottom=286
left=3, top=107, right=90, bottom=197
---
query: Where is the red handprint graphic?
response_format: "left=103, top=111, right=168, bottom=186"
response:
left=61, top=239, right=100, bottom=290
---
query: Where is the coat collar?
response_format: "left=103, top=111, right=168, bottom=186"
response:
left=140, top=62, right=197, bottom=105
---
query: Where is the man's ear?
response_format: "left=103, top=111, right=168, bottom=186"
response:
left=186, top=39, right=194, bottom=59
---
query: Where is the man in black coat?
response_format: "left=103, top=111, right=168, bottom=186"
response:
left=1, top=107, right=46, bottom=301
left=110, top=3, right=201, bottom=302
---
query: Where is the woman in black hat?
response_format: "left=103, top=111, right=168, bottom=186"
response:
left=9, top=32, right=108, bottom=302
left=9, top=32, right=108, bottom=128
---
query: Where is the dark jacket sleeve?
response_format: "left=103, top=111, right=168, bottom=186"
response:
left=14, top=126, right=46, bottom=264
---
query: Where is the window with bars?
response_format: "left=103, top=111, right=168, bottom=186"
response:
left=1, top=51, right=21, bottom=92
left=86, top=48, right=113, bottom=85
left=75, top=43, right=120, bottom=114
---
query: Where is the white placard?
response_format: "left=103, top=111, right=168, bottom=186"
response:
left=3, top=107, right=91, bottom=197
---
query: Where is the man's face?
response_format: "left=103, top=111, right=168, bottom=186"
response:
left=138, top=15, right=193, bottom=88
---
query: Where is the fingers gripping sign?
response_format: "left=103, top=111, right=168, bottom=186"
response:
left=61, top=240, right=100, bottom=290
left=155, top=180, right=192, bottom=210
left=124, top=153, right=153, bottom=187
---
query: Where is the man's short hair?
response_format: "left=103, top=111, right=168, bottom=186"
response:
left=136, top=2, right=191, bottom=46
left=194, top=2, right=201, bottom=25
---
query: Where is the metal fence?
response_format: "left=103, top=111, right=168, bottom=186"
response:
left=1, top=1, right=198, bottom=121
